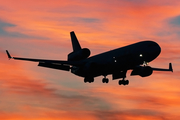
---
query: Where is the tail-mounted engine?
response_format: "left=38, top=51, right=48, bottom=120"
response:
left=68, top=48, right=91, bottom=61
left=131, top=66, right=153, bottom=77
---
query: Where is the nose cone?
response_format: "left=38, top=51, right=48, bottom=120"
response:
left=145, top=41, right=161, bottom=62
left=154, top=42, right=161, bottom=57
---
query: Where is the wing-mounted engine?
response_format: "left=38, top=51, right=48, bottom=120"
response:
left=131, top=66, right=153, bottom=77
left=68, top=48, right=91, bottom=61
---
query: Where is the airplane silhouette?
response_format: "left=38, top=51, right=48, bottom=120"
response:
left=6, top=31, right=173, bottom=85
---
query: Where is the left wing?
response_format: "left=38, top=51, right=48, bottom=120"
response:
left=6, top=50, right=83, bottom=66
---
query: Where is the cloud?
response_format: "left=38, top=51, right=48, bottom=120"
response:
left=169, top=15, right=180, bottom=26
left=0, top=50, right=113, bottom=114
left=0, top=20, right=48, bottom=40
left=0, top=20, right=16, bottom=35
left=0, top=1, right=180, bottom=120
left=156, top=15, right=180, bottom=41
left=92, top=109, right=168, bottom=120
left=74, top=17, right=100, bottom=23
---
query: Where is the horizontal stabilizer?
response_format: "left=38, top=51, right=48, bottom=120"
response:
left=152, top=63, right=173, bottom=72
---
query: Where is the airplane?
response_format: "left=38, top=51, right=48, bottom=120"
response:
left=6, top=31, right=173, bottom=85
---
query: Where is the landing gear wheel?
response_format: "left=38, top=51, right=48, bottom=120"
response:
left=84, top=77, right=94, bottom=83
left=102, top=78, right=105, bottom=83
left=118, top=80, right=122, bottom=85
left=125, top=80, right=129, bottom=85
left=106, top=79, right=109, bottom=83
left=118, top=80, right=129, bottom=85
left=102, top=78, right=109, bottom=83
left=122, top=80, right=126, bottom=86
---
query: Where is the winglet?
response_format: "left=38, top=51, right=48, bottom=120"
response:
left=169, top=63, right=173, bottom=72
left=6, top=50, right=13, bottom=59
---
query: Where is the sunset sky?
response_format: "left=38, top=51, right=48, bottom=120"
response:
left=0, top=0, right=180, bottom=119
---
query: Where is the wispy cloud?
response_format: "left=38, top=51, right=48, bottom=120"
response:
left=0, top=20, right=49, bottom=40
left=0, top=0, right=180, bottom=120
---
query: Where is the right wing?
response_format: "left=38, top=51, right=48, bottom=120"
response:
left=152, top=63, right=173, bottom=72
left=6, top=50, right=83, bottom=66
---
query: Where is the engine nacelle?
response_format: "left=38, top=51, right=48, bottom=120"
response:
left=68, top=48, right=91, bottom=61
left=131, top=66, right=153, bottom=77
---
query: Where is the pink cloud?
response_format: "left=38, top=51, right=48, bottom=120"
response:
left=0, top=0, right=180, bottom=120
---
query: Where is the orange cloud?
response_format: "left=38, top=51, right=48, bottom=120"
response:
left=0, top=0, right=180, bottom=120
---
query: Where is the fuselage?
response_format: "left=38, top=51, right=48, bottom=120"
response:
left=71, top=41, right=161, bottom=78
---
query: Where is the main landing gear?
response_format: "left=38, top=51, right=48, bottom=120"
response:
left=118, top=78, right=129, bottom=85
left=102, top=77, right=109, bottom=83
left=84, top=76, right=109, bottom=83
left=84, top=77, right=94, bottom=83
left=84, top=76, right=129, bottom=85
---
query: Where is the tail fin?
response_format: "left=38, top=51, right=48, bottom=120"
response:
left=70, top=31, right=81, bottom=51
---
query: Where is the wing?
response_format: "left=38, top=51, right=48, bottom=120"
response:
left=6, top=50, right=83, bottom=66
left=152, top=63, right=173, bottom=72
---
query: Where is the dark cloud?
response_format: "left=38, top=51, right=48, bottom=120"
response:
left=0, top=20, right=48, bottom=40
left=169, top=15, right=180, bottom=26
left=156, top=15, right=180, bottom=37
left=0, top=77, right=112, bottom=112
left=0, top=51, right=113, bottom=113
left=55, top=93, right=112, bottom=111
left=125, top=0, right=179, bottom=6
left=92, top=109, right=170, bottom=120
left=74, top=17, right=100, bottom=23
left=0, top=20, right=15, bottom=35
left=53, top=17, right=101, bottom=24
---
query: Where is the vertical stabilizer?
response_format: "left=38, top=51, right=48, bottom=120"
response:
left=70, top=31, right=81, bottom=51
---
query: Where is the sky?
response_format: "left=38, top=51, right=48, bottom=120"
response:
left=0, top=0, right=180, bottom=119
